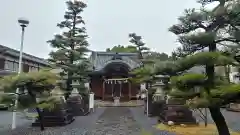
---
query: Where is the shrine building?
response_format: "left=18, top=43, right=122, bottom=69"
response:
left=89, top=51, right=142, bottom=101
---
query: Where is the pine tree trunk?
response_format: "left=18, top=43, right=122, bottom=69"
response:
left=209, top=107, right=230, bottom=135
left=28, top=91, right=45, bottom=131
left=206, top=43, right=230, bottom=135
left=66, top=13, right=77, bottom=99
left=36, top=107, right=45, bottom=131
left=66, top=78, right=72, bottom=99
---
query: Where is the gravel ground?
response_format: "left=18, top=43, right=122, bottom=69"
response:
left=130, top=107, right=176, bottom=135
left=86, top=107, right=141, bottom=135
left=0, top=107, right=239, bottom=135
left=0, top=108, right=105, bottom=135
left=86, top=107, right=175, bottom=135
left=0, top=111, right=33, bottom=131
left=193, top=108, right=240, bottom=132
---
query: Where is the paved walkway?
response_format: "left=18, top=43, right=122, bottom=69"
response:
left=86, top=107, right=141, bottom=135
left=1, top=107, right=240, bottom=135
left=0, top=108, right=105, bottom=135
left=0, top=107, right=174, bottom=135
left=86, top=107, right=174, bottom=135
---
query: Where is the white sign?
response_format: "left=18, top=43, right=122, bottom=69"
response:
left=89, top=93, right=94, bottom=109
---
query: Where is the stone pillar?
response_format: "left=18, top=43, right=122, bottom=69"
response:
left=102, top=80, right=105, bottom=100
left=89, top=92, right=94, bottom=112
left=128, top=81, right=131, bottom=100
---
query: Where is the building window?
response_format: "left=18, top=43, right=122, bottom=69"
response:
left=13, top=62, right=19, bottom=72
left=29, top=66, right=38, bottom=72
left=4, top=60, right=20, bottom=72
left=5, top=60, right=13, bottom=71
left=23, top=64, right=29, bottom=72
left=0, top=58, right=5, bottom=70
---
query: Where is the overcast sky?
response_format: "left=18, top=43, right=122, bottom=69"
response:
left=0, top=0, right=201, bottom=59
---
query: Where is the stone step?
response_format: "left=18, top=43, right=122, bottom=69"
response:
left=95, top=100, right=144, bottom=107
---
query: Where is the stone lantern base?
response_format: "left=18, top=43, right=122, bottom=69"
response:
left=158, top=98, right=197, bottom=125
left=32, top=103, right=74, bottom=127
left=226, top=103, right=240, bottom=112
left=67, top=95, right=90, bottom=116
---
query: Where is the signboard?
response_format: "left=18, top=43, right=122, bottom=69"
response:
left=89, top=93, right=94, bottom=110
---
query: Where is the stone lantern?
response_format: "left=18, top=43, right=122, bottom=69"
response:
left=152, top=75, right=166, bottom=102
left=50, top=85, right=66, bottom=102
left=147, top=75, right=168, bottom=117
left=70, top=80, right=81, bottom=97
left=66, top=80, right=90, bottom=116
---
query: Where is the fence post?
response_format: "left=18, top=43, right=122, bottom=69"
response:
left=89, top=92, right=94, bottom=113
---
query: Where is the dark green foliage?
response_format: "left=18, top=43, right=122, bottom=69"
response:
left=144, top=52, right=170, bottom=62
left=129, top=33, right=149, bottom=59
left=106, top=45, right=138, bottom=53
left=171, top=73, right=207, bottom=89
left=0, top=70, right=59, bottom=109
left=156, top=1, right=240, bottom=134
left=130, top=65, right=154, bottom=83
left=48, top=0, right=90, bottom=94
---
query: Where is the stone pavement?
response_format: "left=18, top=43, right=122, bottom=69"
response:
left=0, top=107, right=174, bottom=135
left=85, top=107, right=174, bottom=135
left=1, top=107, right=240, bottom=135
left=0, top=108, right=105, bottom=135
left=86, top=107, right=141, bottom=135
left=0, top=111, right=33, bottom=131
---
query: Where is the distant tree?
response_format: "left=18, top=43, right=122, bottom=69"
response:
left=129, top=33, right=150, bottom=60
left=106, top=45, right=137, bottom=53
left=47, top=0, right=90, bottom=97
left=144, top=52, right=169, bottom=61
left=128, top=33, right=171, bottom=85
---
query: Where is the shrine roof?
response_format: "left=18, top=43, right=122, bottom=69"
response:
left=89, top=51, right=142, bottom=71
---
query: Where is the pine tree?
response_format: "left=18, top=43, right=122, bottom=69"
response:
left=128, top=33, right=153, bottom=89
left=48, top=0, right=90, bottom=97
left=129, top=33, right=150, bottom=61
left=161, top=0, right=240, bottom=135
left=0, top=70, right=59, bottom=131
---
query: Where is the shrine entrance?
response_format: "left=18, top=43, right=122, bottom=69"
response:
left=89, top=52, right=140, bottom=101
left=103, top=78, right=131, bottom=100
left=102, top=61, right=132, bottom=101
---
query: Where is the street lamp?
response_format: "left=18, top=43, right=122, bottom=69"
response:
left=12, top=18, right=29, bottom=130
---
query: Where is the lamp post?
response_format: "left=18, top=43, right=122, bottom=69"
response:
left=12, top=18, right=29, bottom=130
